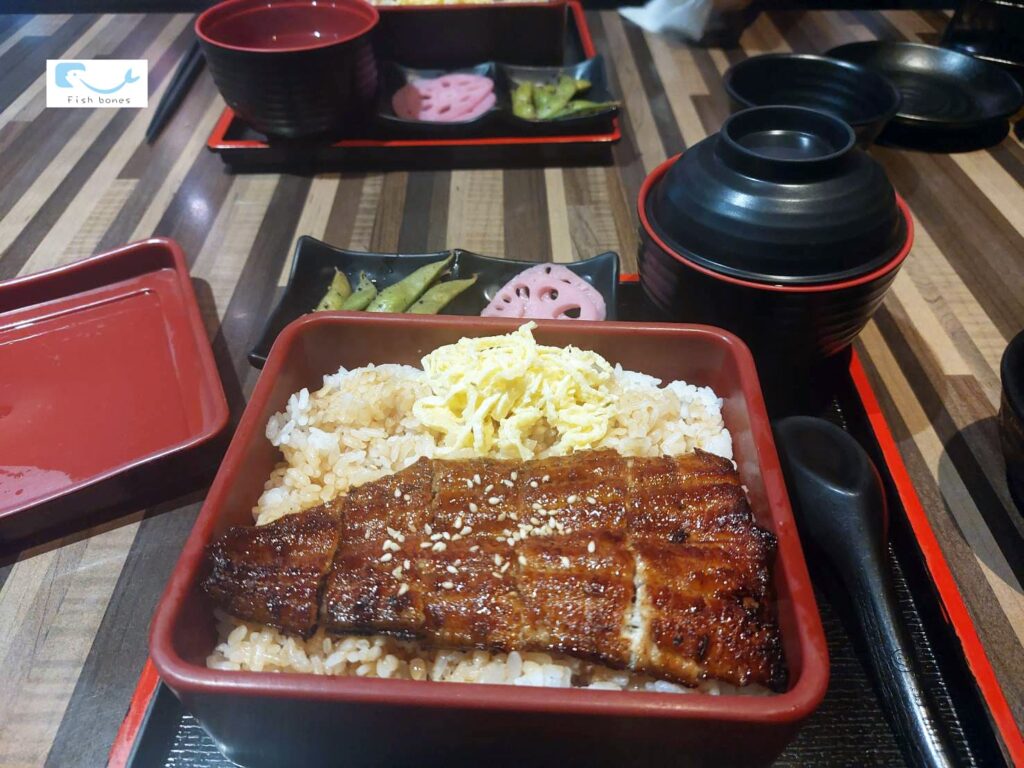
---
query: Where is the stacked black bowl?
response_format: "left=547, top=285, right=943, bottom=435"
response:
left=724, top=54, right=902, bottom=146
left=638, top=106, right=912, bottom=400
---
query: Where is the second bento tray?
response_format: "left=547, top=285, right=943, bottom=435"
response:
left=207, top=1, right=620, bottom=172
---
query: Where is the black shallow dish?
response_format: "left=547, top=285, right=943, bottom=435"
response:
left=376, top=58, right=618, bottom=139
left=999, top=329, right=1024, bottom=514
left=376, top=62, right=501, bottom=138
left=498, top=56, right=619, bottom=135
left=723, top=54, right=901, bottom=146
left=827, top=41, right=1023, bottom=134
left=249, top=239, right=619, bottom=367
left=647, top=106, right=905, bottom=286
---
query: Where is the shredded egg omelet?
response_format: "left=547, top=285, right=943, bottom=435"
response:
left=413, top=323, right=617, bottom=459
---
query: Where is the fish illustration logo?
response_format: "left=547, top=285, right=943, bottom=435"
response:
left=47, top=59, right=148, bottom=109
left=54, top=62, right=140, bottom=94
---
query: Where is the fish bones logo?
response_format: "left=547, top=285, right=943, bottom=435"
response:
left=46, top=59, right=148, bottom=108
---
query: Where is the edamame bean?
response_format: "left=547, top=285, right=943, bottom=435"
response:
left=512, top=82, right=535, bottom=119
left=537, top=75, right=577, bottom=119
left=340, top=272, right=377, bottom=311
left=366, top=255, right=454, bottom=313
left=407, top=275, right=478, bottom=314
left=314, top=269, right=352, bottom=311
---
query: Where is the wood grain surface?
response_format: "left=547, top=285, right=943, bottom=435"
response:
left=0, top=9, right=1021, bottom=767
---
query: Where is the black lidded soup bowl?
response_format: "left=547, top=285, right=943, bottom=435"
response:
left=638, top=106, right=913, bottom=372
left=723, top=53, right=902, bottom=146
left=196, top=0, right=380, bottom=139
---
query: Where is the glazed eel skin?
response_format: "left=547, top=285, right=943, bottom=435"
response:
left=204, top=449, right=786, bottom=690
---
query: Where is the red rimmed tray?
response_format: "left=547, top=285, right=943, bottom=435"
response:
left=150, top=313, right=828, bottom=766
left=111, top=278, right=1022, bottom=767
left=206, top=1, right=620, bottom=172
left=0, top=239, right=229, bottom=546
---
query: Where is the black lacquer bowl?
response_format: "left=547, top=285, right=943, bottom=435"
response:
left=723, top=54, right=901, bottom=146
left=828, top=41, right=1023, bottom=133
left=1000, top=330, right=1024, bottom=514
left=196, top=0, right=380, bottom=139
left=638, top=106, right=913, bottom=373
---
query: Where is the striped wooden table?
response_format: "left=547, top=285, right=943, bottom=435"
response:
left=0, top=8, right=1022, bottom=767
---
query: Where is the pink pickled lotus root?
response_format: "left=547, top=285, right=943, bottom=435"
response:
left=391, top=74, right=495, bottom=122
left=481, top=264, right=606, bottom=321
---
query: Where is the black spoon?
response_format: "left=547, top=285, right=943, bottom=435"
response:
left=773, top=416, right=957, bottom=768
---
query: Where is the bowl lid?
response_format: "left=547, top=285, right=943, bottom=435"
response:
left=647, top=106, right=907, bottom=286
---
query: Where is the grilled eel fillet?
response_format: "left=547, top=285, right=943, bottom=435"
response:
left=204, top=449, right=786, bottom=690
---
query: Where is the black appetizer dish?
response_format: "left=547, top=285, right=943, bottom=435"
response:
left=723, top=53, right=902, bottom=146
left=638, top=106, right=912, bottom=398
left=248, top=240, right=620, bottom=366
left=196, top=0, right=381, bottom=139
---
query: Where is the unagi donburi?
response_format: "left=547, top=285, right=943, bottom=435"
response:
left=204, top=325, right=785, bottom=693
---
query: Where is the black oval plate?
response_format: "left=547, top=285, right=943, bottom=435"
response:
left=374, top=56, right=618, bottom=139
left=248, top=237, right=620, bottom=368
left=827, top=41, right=1023, bottom=132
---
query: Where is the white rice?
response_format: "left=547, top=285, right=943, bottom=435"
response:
left=208, top=355, right=756, bottom=694
left=208, top=610, right=759, bottom=695
left=254, top=363, right=731, bottom=527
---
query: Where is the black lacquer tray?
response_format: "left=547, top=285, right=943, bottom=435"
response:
left=115, top=282, right=1010, bottom=768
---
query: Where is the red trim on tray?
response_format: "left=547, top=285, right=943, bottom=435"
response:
left=568, top=0, right=595, bottom=60
left=849, top=350, right=1024, bottom=764
left=108, top=658, right=161, bottom=768
left=637, top=155, right=915, bottom=294
left=205, top=1, right=621, bottom=152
